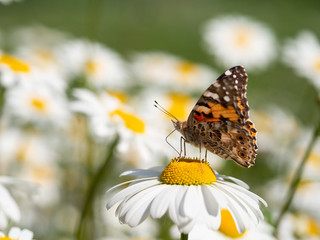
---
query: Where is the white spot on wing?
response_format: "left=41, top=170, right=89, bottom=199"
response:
left=235, top=80, right=239, bottom=84
left=225, top=70, right=232, bottom=76
left=213, top=82, right=221, bottom=88
left=204, top=91, right=219, bottom=100
left=233, top=75, right=237, bottom=78
left=223, top=96, right=230, bottom=102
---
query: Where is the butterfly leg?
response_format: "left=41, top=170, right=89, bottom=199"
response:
left=179, top=136, right=187, bottom=158
left=205, top=149, right=208, bottom=161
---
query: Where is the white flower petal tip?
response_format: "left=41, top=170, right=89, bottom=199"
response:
left=106, top=160, right=267, bottom=234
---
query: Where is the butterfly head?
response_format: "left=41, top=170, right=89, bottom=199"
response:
left=172, top=119, right=187, bottom=134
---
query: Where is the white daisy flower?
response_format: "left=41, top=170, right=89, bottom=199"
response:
left=10, top=26, right=69, bottom=91
left=283, top=31, right=320, bottom=90
left=0, top=176, right=37, bottom=229
left=71, top=89, right=167, bottom=167
left=171, top=219, right=275, bottom=240
left=57, top=40, right=129, bottom=89
left=0, top=52, right=33, bottom=88
left=131, top=52, right=216, bottom=91
left=3, top=81, right=70, bottom=128
left=278, top=212, right=320, bottom=240
left=107, top=157, right=267, bottom=234
left=203, top=15, right=276, bottom=70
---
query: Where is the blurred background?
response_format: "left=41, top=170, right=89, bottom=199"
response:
left=1, top=0, right=320, bottom=239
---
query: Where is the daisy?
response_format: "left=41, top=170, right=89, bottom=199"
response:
left=0, top=0, right=22, bottom=5
left=3, top=81, right=70, bottom=128
left=107, top=157, right=267, bottom=235
left=0, top=227, right=34, bottom=240
left=283, top=31, right=320, bottom=90
left=0, top=52, right=33, bottom=88
left=71, top=89, right=167, bottom=167
left=171, top=219, right=275, bottom=240
left=56, top=40, right=129, bottom=89
left=10, top=25, right=69, bottom=91
left=278, top=212, right=320, bottom=240
left=131, top=52, right=216, bottom=91
left=203, top=15, right=276, bottom=70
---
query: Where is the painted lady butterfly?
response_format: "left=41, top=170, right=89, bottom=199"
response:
left=172, top=66, right=257, bottom=168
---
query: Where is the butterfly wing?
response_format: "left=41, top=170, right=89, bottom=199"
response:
left=186, top=66, right=257, bottom=167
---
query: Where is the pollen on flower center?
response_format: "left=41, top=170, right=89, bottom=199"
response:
left=160, top=157, right=216, bottom=185
left=0, top=54, right=30, bottom=72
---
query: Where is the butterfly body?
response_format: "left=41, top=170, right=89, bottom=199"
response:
left=173, top=66, right=257, bottom=168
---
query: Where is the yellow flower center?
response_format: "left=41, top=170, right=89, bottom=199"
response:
left=177, top=61, right=197, bottom=75
left=308, top=217, right=320, bottom=236
left=0, top=236, right=14, bottom=240
left=107, top=90, right=128, bottom=103
left=0, top=54, right=30, bottom=72
left=85, top=59, right=99, bottom=74
left=234, top=29, right=250, bottom=47
left=110, top=109, right=145, bottom=134
left=219, top=209, right=246, bottom=238
left=167, top=93, right=193, bottom=120
left=314, top=57, right=320, bottom=71
left=160, top=157, right=216, bottom=185
left=30, top=97, right=48, bottom=113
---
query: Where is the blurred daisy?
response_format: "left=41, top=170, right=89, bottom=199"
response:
left=131, top=52, right=216, bottom=91
left=0, top=227, right=34, bottom=240
left=283, top=31, right=320, bottom=90
left=171, top=219, right=275, bottom=240
left=0, top=52, right=32, bottom=87
left=57, top=40, right=129, bottom=89
left=0, top=179, right=20, bottom=229
left=71, top=89, right=167, bottom=167
left=3, top=81, right=70, bottom=128
left=107, top=157, right=267, bottom=234
left=203, top=15, right=276, bottom=70
left=278, top=212, right=320, bottom=240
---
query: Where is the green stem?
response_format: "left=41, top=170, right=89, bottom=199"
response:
left=274, top=121, right=320, bottom=235
left=75, top=136, right=119, bottom=240
left=181, top=233, right=188, bottom=240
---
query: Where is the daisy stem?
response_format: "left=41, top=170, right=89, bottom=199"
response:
left=75, top=136, right=119, bottom=240
left=180, top=233, right=189, bottom=240
left=274, top=121, right=320, bottom=235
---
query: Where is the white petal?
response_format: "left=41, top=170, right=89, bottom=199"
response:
left=8, top=227, right=21, bottom=239
left=181, top=186, right=199, bottom=218
left=201, top=185, right=220, bottom=216
left=0, top=210, right=8, bottom=229
left=120, top=168, right=163, bottom=177
left=149, top=185, right=173, bottom=218
left=19, top=229, right=34, bottom=240
left=0, top=185, right=20, bottom=222
left=119, top=185, right=164, bottom=226
left=106, top=176, right=158, bottom=194
left=106, top=179, right=159, bottom=209
left=169, top=186, right=189, bottom=226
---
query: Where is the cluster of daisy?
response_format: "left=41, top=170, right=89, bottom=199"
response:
left=0, top=11, right=319, bottom=240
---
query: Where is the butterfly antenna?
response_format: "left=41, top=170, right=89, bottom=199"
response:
left=154, top=100, right=179, bottom=121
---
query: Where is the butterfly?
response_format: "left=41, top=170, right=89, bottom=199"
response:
left=171, top=66, right=257, bottom=168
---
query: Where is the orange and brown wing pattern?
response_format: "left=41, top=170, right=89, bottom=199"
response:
left=188, top=66, right=250, bottom=125
left=185, top=66, right=257, bottom=167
